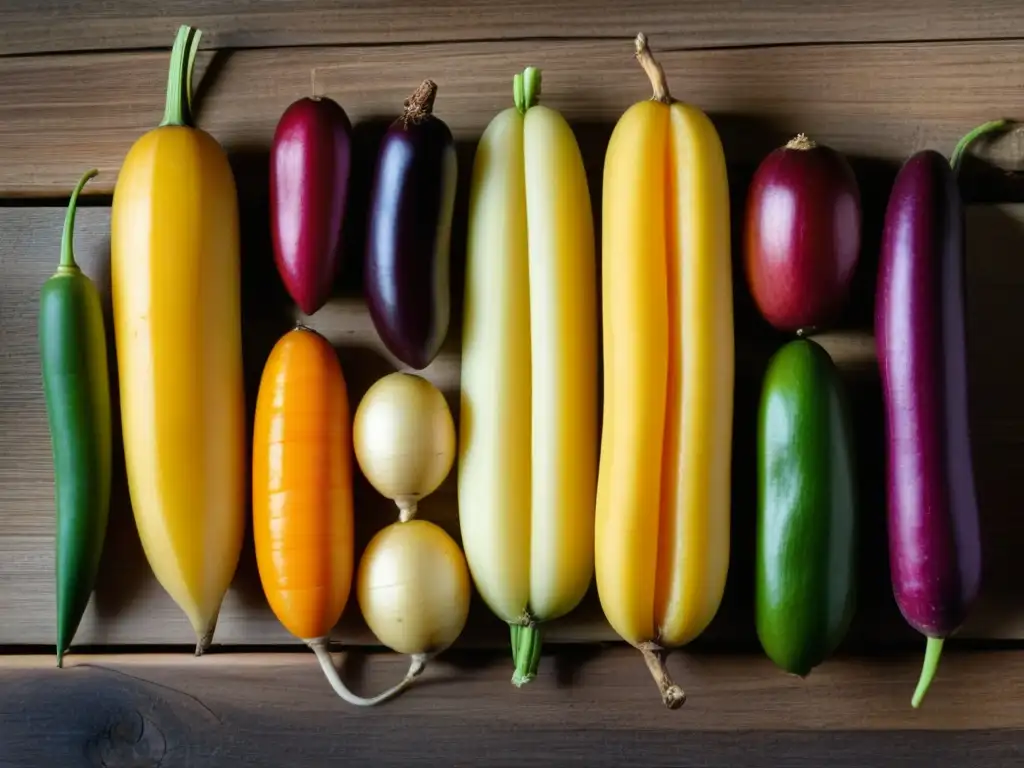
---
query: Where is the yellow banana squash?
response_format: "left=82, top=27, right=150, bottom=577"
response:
left=459, top=68, right=598, bottom=685
left=111, top=25, right=245, bottom=652
left=595, top=34, right=734, bottom=707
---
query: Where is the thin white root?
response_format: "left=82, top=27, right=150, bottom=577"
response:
left=307, top=638, right=427, bottom=707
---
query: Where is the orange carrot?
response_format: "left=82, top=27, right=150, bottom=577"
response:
left=252, top=326, right=422, bottom=706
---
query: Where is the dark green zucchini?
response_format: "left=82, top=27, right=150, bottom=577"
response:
left=755, top=338, right=856, bottom=676
left=39, top=169, right=112, bottom=667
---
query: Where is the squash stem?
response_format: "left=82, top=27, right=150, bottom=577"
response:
left=523, top=67, right=541, bottom=110
left=308, top=638, right=426, bottom=706
left=510, top=623, right=522, bottom=668
left=511, top=624, right=542, bottom=687
left=514, top=67, right=542, bottom=115
left=950, top=119, right=1010, bottom=175
left=160, top=25, right=202, bottom=128
left=513, top=72, right=526, bottom=114
left=59, top=169, right=98, bottom=269
left=640, top=642, right=686, bottom=709
left=911, top=636, right=944, bottom=709
left=634, top=33, right=672, bottom=104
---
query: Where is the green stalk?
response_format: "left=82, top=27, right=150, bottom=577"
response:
left=58, top=169, right=98, bottom=271
left=513, top=66, right=543, bottom=115
left=511, top=624, right=542, bottom=687
left=160, top=25, right=203, bottom=128
left=510, top=623, right=522, bottom=668
left=513, top=72, right=526, bottom=114
left=911, top=637, right=944, bottom=708
left=949, top=119, right=1010, bottom=175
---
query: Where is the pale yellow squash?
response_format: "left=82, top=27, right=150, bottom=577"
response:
left=459, top=69, right=597, bottom=685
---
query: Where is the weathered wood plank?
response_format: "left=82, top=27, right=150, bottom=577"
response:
left=2, top=0, right=1023, bottom=57
left=2, top=202, right=1024, bottom=649
left=5, top=649, right=1024, bottom=730
left=4, top=650, right=1024, bottom=767
left=2, top=39, right=1024, bottom=197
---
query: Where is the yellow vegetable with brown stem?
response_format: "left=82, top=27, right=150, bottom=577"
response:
left=111, top=25, right=245, bottom=652
left=595, top=34, right=734, bottom=708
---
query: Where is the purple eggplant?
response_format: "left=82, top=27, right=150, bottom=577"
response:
left=875, top=149, right=981, bottom=708
left=365, top=80, right=457, bottom=369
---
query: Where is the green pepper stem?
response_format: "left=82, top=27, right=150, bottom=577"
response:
left=511, top=624, right=542, bottom=687
left=59, top=169, right=98, bottom=270
left=160, top=25, right=203, bottom=128
left=950, top=119, right=1010, bottom=175
left=911, top=636, right=944, bottom=708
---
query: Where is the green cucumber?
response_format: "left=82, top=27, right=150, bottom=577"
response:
left=39, top=169, right=112, bottom=667
left=755, top=338, right=857, bottom=676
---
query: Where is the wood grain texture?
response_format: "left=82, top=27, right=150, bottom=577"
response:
left=4, top=650, right=1024, bottom=766
left=2, top=38, right=1024, bottom=196
left=3, top=203, right=1024, bottom=650
left=2, top=0, right=1023, bottom=56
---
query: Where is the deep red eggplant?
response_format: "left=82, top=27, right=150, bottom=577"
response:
left=270, top=96, right=352, bottom=316
left=745, top=134, right=860, bottom=333
left=365, top=80, right=457, bottom=369
left=876, top=149, right=981, bottom=709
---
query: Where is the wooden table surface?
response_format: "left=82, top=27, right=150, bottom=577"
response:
left=3, top=2, right=1024, bottom=765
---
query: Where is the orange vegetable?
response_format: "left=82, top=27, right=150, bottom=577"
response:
left=253, top=326, right=353, bottom=641
left=252, top=327, right=420, bottom=706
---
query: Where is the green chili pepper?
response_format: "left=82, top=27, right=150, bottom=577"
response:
left=39, top=169, right=112, bottom=667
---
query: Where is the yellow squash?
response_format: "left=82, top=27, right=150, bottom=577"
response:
left=595, top=34, right=734, bottom=707
left=459, top=68, right=597, bottom=685
left=111, top=25, right=245, bottom=652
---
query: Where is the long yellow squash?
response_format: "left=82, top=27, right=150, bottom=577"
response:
left=595, top=34, right=734, bottom=707
left=459, top=68, right=597, bottom=685
left=111, top=25, right=245, bottom=652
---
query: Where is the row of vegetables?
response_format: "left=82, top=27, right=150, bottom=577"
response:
left=38, top=25, right=1004, bottom=710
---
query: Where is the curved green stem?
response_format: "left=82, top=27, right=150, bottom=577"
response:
left=511, top=624, right=542, bottom=687
left=59, top=169, right=98, bottom=270
left=911, top=636, right=944, bottom=709
left=513, top=72, right=525, bottom=114
left=160, top=25, right=202, bottom=128
left=950, top=119, right=1010, bottom=175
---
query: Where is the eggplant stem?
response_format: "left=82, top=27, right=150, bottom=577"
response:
left=308, top=638, right=426, bottom=706
left=950, top=119, right=1011, bottom=175
left=401, top=80, right=438, bottom=124
left=635, top=33, right=672, bottom=104
left=786, top=133, right=817, bottom=151
left=911, top=636, right=944, bottom=709
left=59, top=169, right=98, bottom=270
left=639, top=642, right=686, bottom=709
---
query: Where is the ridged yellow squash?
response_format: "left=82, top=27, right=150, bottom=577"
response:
left=595, top=34, right=734, bottom=707
left=459, top=68, right=597, bottom=685
left=111, top=26, right=245, bottom=652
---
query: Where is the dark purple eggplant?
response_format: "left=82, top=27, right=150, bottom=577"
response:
left=875, top=149, right=981, bottom=708
left=365, top=80, right=457, bottom=369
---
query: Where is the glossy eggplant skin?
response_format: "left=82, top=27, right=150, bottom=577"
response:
left=745, top=138, right=861, bottom=334
left=365, top=90, right=457, bottom=370
left=876, top=150, right=981, bottom=639
left=270, top=96, right=352, bottom=316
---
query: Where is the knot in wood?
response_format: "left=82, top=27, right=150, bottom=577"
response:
left=91, top=709, right=167, bottom=768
